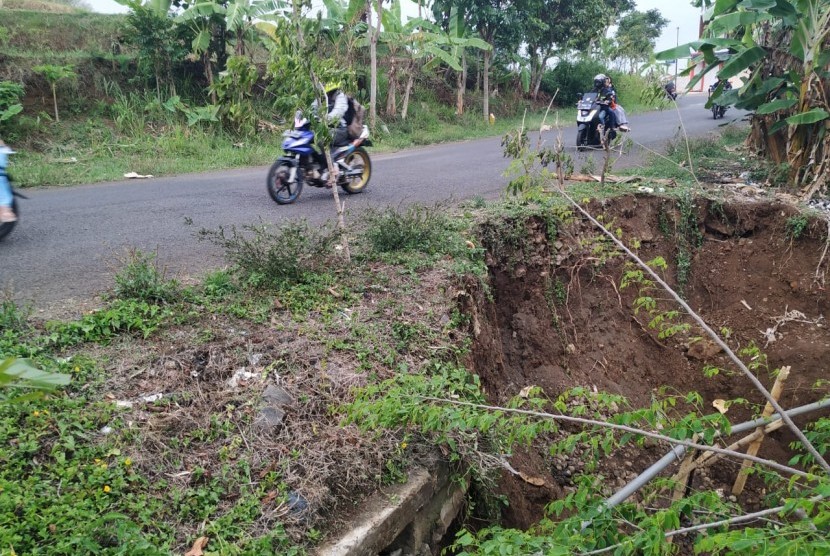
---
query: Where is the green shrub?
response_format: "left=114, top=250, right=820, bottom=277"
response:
left=363, top=205, right=456, bottom=255
left=199, top=220, right=340, bottom=289
left=113, top=250, right=180, bottom=304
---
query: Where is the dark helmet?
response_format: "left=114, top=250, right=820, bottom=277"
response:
left=593, top=74, right=607, bottom=90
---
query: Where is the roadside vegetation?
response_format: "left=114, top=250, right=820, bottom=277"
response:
left=3, top=0, right=830, bottom=554
left=0, top=1, right=668, bottom=187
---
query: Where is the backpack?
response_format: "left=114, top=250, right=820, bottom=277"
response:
left=344, top=97, right=366, bottom=139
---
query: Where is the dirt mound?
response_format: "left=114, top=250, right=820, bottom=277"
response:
left=463, top=194, right=830, bottom=528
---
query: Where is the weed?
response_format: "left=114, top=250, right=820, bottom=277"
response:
left=44, top=300, right=173, bottom=347
left=200, top=220, right=340, bottom=289
left=362, top=204, right=457, bottom=255
left=202, top=269, right=237, bottom=299
left=0, top=298, right=29, bottom=334
left=114, top=250, right=180, bottom=304
left=579, top=155, right=597, bottom=175
left=785, top=214, right=809, bottom=240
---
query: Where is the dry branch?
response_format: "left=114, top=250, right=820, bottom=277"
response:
left=419, top=397, right=810, bottom=479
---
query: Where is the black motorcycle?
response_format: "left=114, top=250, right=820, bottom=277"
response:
left=576, top=92, right=617, bottom=150
left=664, top=82, right=677, bottom=101
left=708, top=81, right=731, bottom=119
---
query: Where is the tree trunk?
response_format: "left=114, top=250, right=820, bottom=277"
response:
left=456, top=67, right=464, bottom=116
left=401, top=60, right=415, bottom=120
left=482, top=48, right=490, bottom=123
left=369, top=0, right=380, bottom=129
left=204, top=52, right=216, bottom=104
left=386, top=60, right=397, bottom=116
left=51, top=84, right=59, bottom=123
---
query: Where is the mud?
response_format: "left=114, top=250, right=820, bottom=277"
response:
left=462, top=194, right=830, bottom=529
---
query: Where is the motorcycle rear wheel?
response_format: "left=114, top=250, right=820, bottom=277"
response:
left=0, top=198, right=18, bottom=241
left=338, top=147, right=371, bottom=194
left=267, top=161, right=303, bottom=205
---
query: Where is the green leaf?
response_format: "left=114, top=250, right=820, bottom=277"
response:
left=0, top=358, right=71, bottom=389
left=193, top=29, right=211, bottom=53
left=756, top=98, right=797, bottom=114
left=785, top=109, right=830, bottom=125
left=0, top=104, right=22, bottom=122
left=718, top=46, right=767, bottom=79
left=739, top=0, right=777, bottom=9
left=709, top=11, right=772, bottom=35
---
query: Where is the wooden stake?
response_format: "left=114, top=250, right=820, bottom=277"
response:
left=732, top=366, right=791, bottom=496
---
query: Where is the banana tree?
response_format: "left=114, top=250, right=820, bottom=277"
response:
left=444, top=6, right=491, bottom=115
left=320, top=0, right=368, bottom=67
left=659, top=0, right=830, bottom=197
left=177, top=1, right=226, bottom=102
left=225, top=0, right=288, bottom=56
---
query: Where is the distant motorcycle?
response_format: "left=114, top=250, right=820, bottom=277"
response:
left=708, top=81, right=732, bottom=120
left=575, top=92, right=617, bottom=150
left=664, top=82, right=677, bottom=101
left=267, top=112, right=372, bottom=205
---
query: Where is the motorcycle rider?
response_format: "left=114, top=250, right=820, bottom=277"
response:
left=311, top=82, right=350, bottom=183
left=605, top=76, right=630, bottom=132
left=591, top=74, right=619, bottom=133
left=0, top=139, right=16, bottom=224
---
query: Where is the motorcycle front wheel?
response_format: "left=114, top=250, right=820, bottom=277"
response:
left=576, top=126, right=588, bottom=151
left=0, top=198, right=18, bottom=241
left=267, top=161, right=303, bottom=204
left=338, top=147, right=371, bottom=194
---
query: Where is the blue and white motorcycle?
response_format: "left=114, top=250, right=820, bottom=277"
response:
left=267, top=112, right=372, bottom=205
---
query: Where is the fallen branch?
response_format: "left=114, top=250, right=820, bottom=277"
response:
left=580, top=495, right=827, bottom=556
left=418, top=396, right=810, bottom=479
left=566, top=173, right=676, bottom=186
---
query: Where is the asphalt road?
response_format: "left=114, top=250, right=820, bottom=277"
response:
left=0, top=94, right=741, bottom=312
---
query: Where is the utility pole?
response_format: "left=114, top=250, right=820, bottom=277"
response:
left=674, top=26, right=680, bottom=85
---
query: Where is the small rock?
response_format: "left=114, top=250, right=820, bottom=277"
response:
left=287, top=491, right=309, bottom=515
left=263, top=384, right=293, bottom=407
left=164, top=360, right=177, bottom=370
left=255, top=406, right=286, bottom=431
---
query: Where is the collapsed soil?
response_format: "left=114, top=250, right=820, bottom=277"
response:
left=464, top=194, right=830, bottom=531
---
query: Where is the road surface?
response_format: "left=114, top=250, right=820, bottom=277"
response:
left=0, top=94, right=742, bottom=312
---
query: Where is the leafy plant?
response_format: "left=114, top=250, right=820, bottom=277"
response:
left=32, top=64, right=77, bottom=123
left=785, top=214, right=809, bottom=240
left=113, top=250, right=181, bottom=304
left=362, top=204, right=457, bottom=255
left=209, top=55, right=259, bottom=135
left=660, top=0, right=830, bottom=196
left=199, top=219, right=340, bottom=289
left=0, top=357, right=70, bottom=394
left=0, top=81, right=24, bottom=128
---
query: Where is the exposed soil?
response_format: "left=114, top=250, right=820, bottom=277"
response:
left=463, top=194, right=830, bottom=531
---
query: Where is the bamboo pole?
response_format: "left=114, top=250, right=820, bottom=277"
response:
left=732, top=366, right=791, bottom=496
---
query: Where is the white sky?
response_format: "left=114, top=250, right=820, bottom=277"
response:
left=85, top=0, right=704, bottom=54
